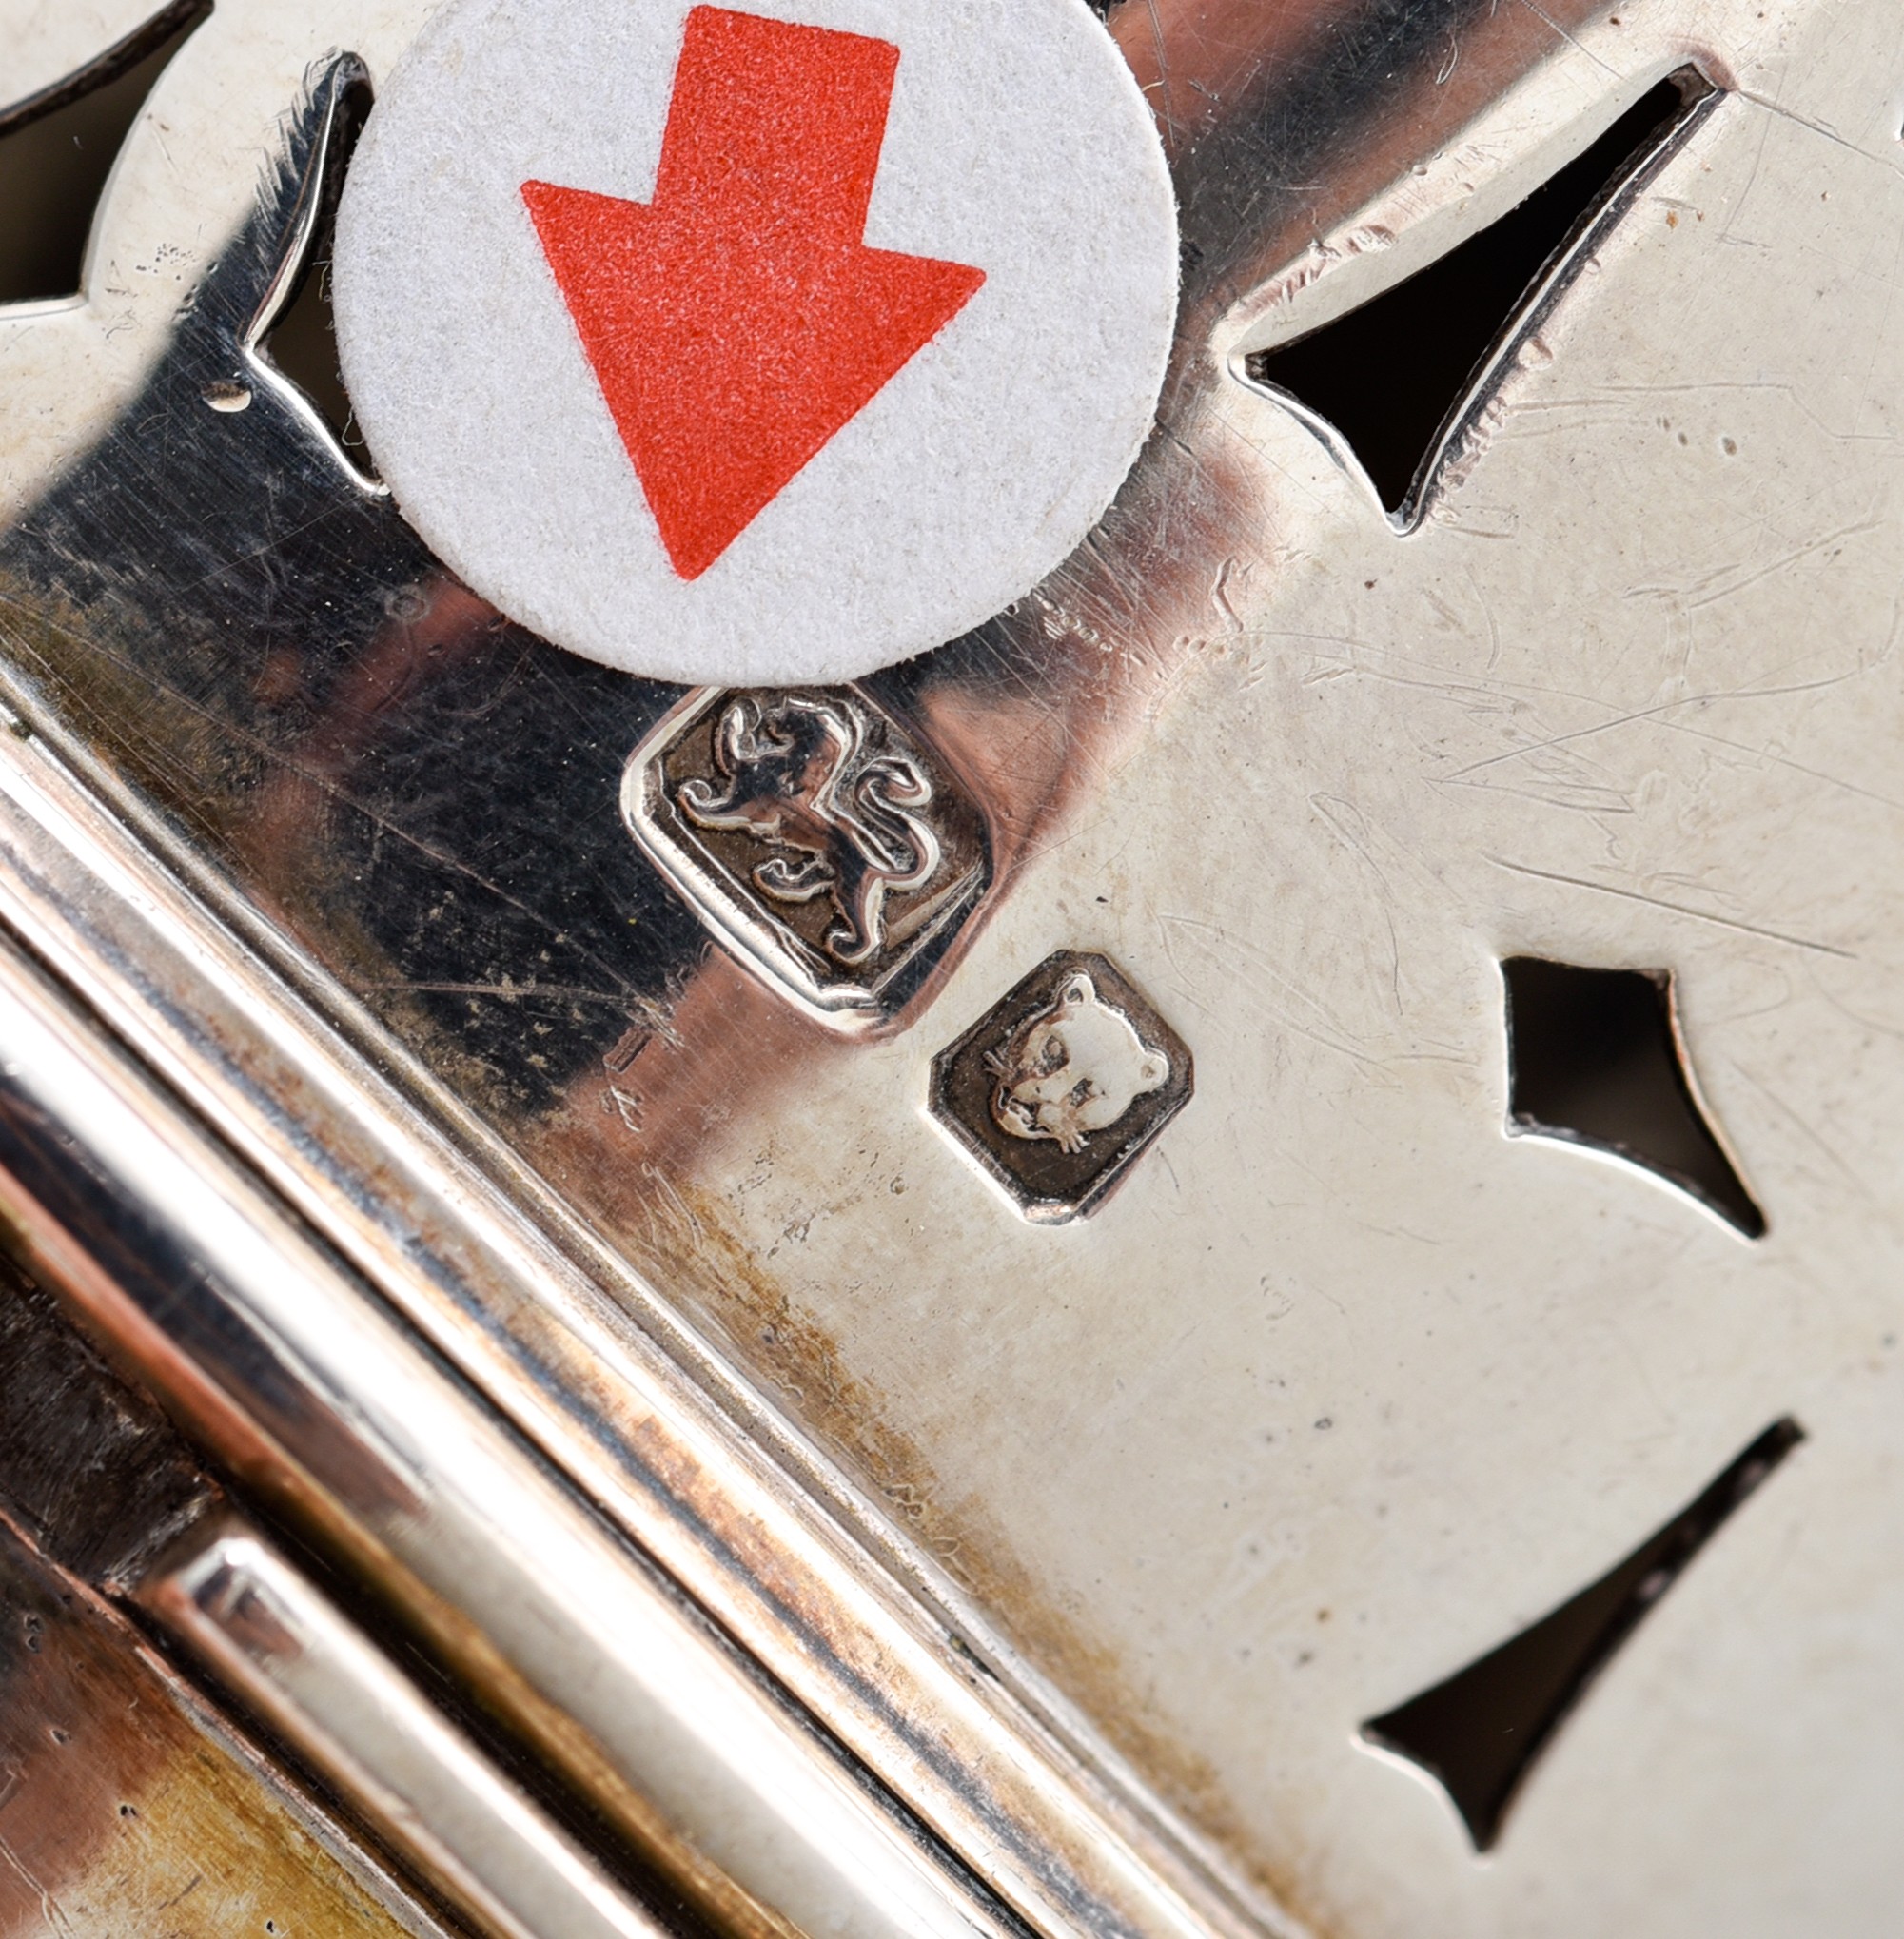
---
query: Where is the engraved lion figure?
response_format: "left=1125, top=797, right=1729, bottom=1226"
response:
left=987, top=971, right=1170, bottom=1155
left=677, top=693, right=942, bottom=967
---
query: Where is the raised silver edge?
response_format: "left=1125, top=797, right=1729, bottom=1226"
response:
left=0, top=925, right=1025, bottom=1939
left=0, top=1498, right=463, bottom=1939
left=141, top=1522, right=672, bottom=1939
left=0, top=691, right=1286, bottom=1939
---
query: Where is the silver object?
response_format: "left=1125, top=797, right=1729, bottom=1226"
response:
left=2, top=0, right=1901, bottom=1934
left=0, top=924, right=1029, bottom=1939
left=932, top=950, right=1191, bottom=1222
left=623, top=685, right=992, bottom=1030
left=143, top=1525, right=674, bottom=1939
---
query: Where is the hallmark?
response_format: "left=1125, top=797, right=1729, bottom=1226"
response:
left=932, top=951, right=1191, bottom=1222
left=622, top=687, right=991, bottom=1029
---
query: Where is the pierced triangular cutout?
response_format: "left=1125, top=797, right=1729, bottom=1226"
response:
left=250, top=76, right=373, bottom=457
left=0, top=2, right=211, bottom=307
left=1502, top=957, right=1764, bottom=1237
left=1364, top=1419, right=1802, bottom=1851
left=1245, top=69, right=1713, bottom=515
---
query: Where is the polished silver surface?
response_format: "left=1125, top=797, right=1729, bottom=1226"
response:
left=0, top=926, right=1024, bottom=1939
left=3, top=0, right=1900, bottom=1933
left=0, top=592, right=1255, bottom=1939
left=144, top=1523, right=674, bottom=1939
left=0, top=17, right=1288, bottom=1934
left=0, top=1502, right=456, bottom=1939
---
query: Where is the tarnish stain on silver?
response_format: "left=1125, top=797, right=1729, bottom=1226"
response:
left=0, top=1508, right=453, bottom=1939
left=0, top=0, right=1899, bottom=1935
left=142, top=1524, right=674, bottom=1939
left=623, top=685, right=991, bottom=1030
left=0, top=933, right=1026, bottom=1939
left=931, top=951, right=1192, bottom=1223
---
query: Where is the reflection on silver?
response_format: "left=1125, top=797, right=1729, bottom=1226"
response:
left=143, top=1524, right=671, bottom=1939
left=0, top=931, right=1018, bottom=1939
left=5, top=0, right=1872, bottom=1933
left=0, top=581, right=1250, bottom=1939
left=624, top=684, right=991, bottom=1028
left=0, top=1504, right=455, bottom=1939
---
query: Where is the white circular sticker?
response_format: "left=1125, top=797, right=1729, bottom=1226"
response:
left=333, top=0, right=1179, bottom=688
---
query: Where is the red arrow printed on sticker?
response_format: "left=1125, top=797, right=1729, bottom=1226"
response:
left=523, top=6, right=987, bottom=581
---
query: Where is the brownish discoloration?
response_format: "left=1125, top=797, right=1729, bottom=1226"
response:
left=0, top=1511, right=436, bottom=1939
left=0, top=7, right=1644, bottom=1931
left=530, top=1161, right=1334, bottom=1932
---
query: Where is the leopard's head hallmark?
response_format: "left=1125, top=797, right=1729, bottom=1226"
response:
left=932, top=951, right=1191, bottom=1222
left=985, top=970, right=1169, bottom=1155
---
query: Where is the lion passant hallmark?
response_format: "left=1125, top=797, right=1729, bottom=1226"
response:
left=621, top=684, right=991, bottom=1028
left=10, top=0, right=1904, bottom=1929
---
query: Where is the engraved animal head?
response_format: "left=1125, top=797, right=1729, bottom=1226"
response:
left=677, top=693, right=942, bottom=966
left=987, top=971, right=1169, bottom=1155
